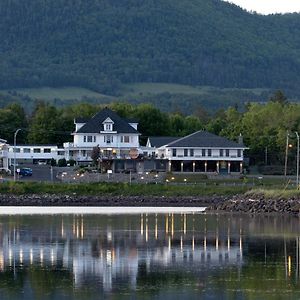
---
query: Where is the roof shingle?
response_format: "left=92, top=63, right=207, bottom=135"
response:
left=76, top=108, right=139, bottom=134
left=148, top=136, right=180, bottom=148
left=166, top=131, right=246, bottom=148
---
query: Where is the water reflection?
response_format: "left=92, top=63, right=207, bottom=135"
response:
left=0, top=213, right=300, bottom=299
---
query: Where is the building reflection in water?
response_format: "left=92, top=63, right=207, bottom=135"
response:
left=2, top=214, right=300, bottom=292
left=0, top=213, right=248, bottom=292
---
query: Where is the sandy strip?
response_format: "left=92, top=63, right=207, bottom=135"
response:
left=0, top=206, right=206, bottom=215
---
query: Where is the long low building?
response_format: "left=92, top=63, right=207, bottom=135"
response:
left=0, top=108, right=247, bottom=174
left=150, top=131, right=247, bottom=173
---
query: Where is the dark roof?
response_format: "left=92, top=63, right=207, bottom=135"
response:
left=14, top=144, right=58, bottom=147
left=166, top=131, right=246, bottom=148
left=148, top=136, right=180, bottom=148
left=75, top=117, right=89, bottom=123
left=76, top=108, right=139, bottom=134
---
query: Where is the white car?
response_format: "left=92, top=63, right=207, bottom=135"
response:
left=37, top=160, right=47, bottom=165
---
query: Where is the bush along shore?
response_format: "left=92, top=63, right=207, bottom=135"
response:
left=206, top=189, right=300, bottom=215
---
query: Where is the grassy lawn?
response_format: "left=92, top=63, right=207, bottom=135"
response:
left=0, top=181, right=249, bottom=196
left=164, top=173, right=288, bottom=187
left=1, top=87, right=111, bottom=101
left=0, top=178, right=298, bottom=198
left=122, top=83, right=269, bottom=96
left=122, top=83, right=213, bottom=95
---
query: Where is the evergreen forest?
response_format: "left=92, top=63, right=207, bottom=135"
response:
left=1, top=0, right=300, bottom=98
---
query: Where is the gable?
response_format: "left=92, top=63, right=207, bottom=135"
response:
left=102, top=117, right=114, bottom=124
left=76, top=108, right=139, bottom=134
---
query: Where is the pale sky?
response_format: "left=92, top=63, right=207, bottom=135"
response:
left=223, top=0, right=300, bottom=14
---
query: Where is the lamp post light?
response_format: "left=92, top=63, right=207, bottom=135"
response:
left=13, top=129, right=21, bottom=182
left=284, top=131, right=289, bottom=177
left=284, top=132, right=293, bottom=177
left=295, top=132, right=299, bottom=189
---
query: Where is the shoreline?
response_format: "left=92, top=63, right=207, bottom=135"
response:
left=0, top=192, right=300, bottom=215
left=0, top=194, right=226, bottom=207
left=0, top=206, right=206, bottom=215
left=206, top=194, right=300, bottom=215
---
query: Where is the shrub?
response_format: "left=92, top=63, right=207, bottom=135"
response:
left=50, top=158, right=57, bottom=166
left=68, top=159, right=76, bottom=166
left=58, top=158, right=67, bottom=167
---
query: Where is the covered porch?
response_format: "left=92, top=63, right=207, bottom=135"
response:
left=168, top=160, right=243, bottom=174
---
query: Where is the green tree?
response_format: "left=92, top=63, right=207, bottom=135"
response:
left=169, top=113, right=185, bottom=136
left=134, top=104, right=171, bottom=142
left=91, top=146, right=100, bottom=166
left=0, top=103, right=27, bottom=143
left=269, top=90, right=288, bottom=105
left=27, top=102, right=62, bottom=144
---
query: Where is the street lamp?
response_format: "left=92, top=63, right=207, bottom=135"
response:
left=284, top=132, right=293, bottom=177
left=13, top=129, right=21, bottom=182
left=295, top=132, right=299, bottom=189
left=284, top=132, right=289, bottom=177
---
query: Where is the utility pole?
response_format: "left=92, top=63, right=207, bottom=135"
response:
left=284, top=132, right=289, bottom=177
left=13, top=129, right=21, bottom=182
left=296, top=132, right=299, bottom=189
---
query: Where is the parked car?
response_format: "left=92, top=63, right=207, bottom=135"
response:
left=37, top=160, right=47, bottom=165
left=18, top=168, right=33, bottom=176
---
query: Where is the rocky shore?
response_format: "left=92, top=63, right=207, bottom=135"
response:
left=206, top=194, right=300, bottom=215
left=1, top=193, right=300, bottom=215
left=0, top=194, right=227, bottom=207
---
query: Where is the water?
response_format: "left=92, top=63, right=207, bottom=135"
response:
left=0, top=211, right=300, bottom=299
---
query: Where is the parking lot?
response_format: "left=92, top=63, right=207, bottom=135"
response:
left=12, top=164, right=68, bottom=182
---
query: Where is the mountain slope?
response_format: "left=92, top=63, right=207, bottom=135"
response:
left=1, top=0, right=300, bottom=95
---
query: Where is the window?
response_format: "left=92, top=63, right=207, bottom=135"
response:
left=23, top=148, right=31, bottom=153
left=172, top=149, right=177, bottom=157
left=84, top=136, right=86, bottom=142
left=93, top=136, right=96, bottom=142
left=44, top=148, right=51, bottom=153
left=202, top=149, right=206, bottom=156
left=34, top=148, right=41, bottom=153
left=87, top=136, right=93, bottom=142
left=121, top=136, right=130, bottom=143
left=208, top=149, right=212, bottom=157
left=184, top=149, right=188, bottom=157
left=226, top=149, right=230, bottom=157
left=237, top=149, right=242, bottom=157
left=220, top=149, right=224, bottom=157
left=190, top=149, right=194, bottom=157
left=58, top=151, right=65, bottom=155
left=105, top=124, right=112, bottom=131
left=13, top=148, right=20, bottom=153
left=106, top=135, right=113, bottom=143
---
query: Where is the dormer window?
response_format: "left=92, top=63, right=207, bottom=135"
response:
left=102, top=117, right=114, bottom=132
left=105, top=124, right=112, bottom=131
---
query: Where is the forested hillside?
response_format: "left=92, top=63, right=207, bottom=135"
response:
left=1, top=0, right=300, bottom=95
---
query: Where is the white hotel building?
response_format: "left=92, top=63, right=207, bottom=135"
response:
left=0, top=108, right=247, bottom=174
